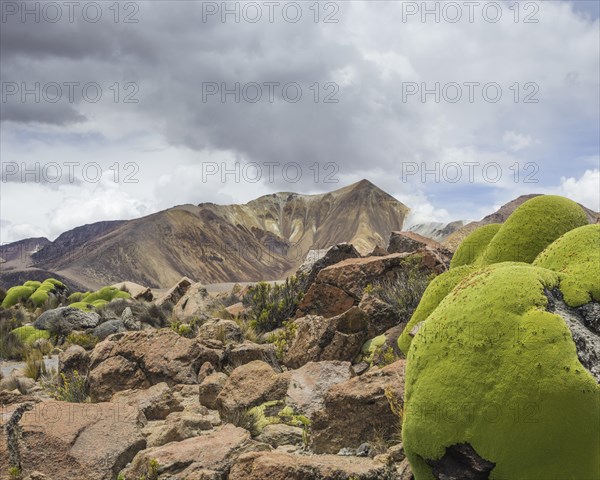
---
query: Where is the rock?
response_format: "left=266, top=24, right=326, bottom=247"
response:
left=173, top=282, right=211, bottom=320
left=121, top=307, right=141, bottom=331
left=144, top=411, right=215, bottom=448
left=358, top=294, right=401, bottom=337
left=198, top=372, right=228, bottom=410
left=0, top=371, right=36, bottom=394
left=197, top=361, right=216, bottom=383
left=111, top=281, right=153, bottom=301
left=229, top=451, right=393, bottom=480
left=284, top=307, right=369, bottom=368
left=58, top=345, right=90, bottom=378
left=216, top=360, right=290, bottom=421
left=92, top=319, right=127, bottom=340
left=311, top=360, right=405, bottom=454
left=225, top=341, right=281, bottom=371
left=285, top=361, right=354, bottom=419
left=155, top=276, right=193, bottom=307
left=122, top=424, right=267, bottom=480
left=296, top=243, right=361, bottom=292
left=226, top=302, right=246, bottom=317
left=296, top=283, right=356, bottom=318
left=0, top=401, right=146, bottom=480
left=24, top=472, right=48, bottom=480
left=368, top=245, right=388, bottom=257
left=387, top=231, right=430, bottom=254
left=397, top=458, right=414, bottom=480
left=388, top=443, right=405, bottom=462
left=112, top=383, right=183, bottom=420
left=89, top=329, right=222, bottom=401
left=256, top=423, right=304, bottom=447
left=197, top=319, right=244, bottom=344
left=319, top=252, right=445, bottom=301
left=33, top=307, right=101, bottom=333
left=424, top=443, right=496, bottom=480
left=357, top=443, right=372, bottom=457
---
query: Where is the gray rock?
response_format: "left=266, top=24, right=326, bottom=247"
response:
left=33, top=307, right=101, bottom=333
left=546, top=290, right=600, bottom=382
left=285, top=361, right=354, bottom=419
left=357, top=443, right=372, bottom=457
left=256, top=424, right=304, bottom=447
left=93, top=319, right=127, bottom=340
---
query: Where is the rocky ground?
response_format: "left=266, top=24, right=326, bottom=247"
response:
left=0, top=233, right=447, bottom=480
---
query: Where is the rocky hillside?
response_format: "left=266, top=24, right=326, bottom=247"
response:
left=2, top=180, right=409, bottom=290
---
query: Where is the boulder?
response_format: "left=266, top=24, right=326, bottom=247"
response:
left=122, top=424, right=268, bottom=480
left=144, top=411, right=215, bottom=448
left=112, top=383, right=183, bottom=420
left=172, top=282, right=211, bottom=319
left=197, top=319, right=243, bottom=344
left=89, top=330, right=222, bottom=401
left=285, top=361, right=354, bottom=419
left=224, top=341, right=281, bottom=371
left=0, top=401, right=146, bottom=480
left=296, top=243, right=361, bottom=292
left=198, top=372, right=228, bottom=410
left=296, top=283, right=355, bottom=318
left=310, top=360, right=405, bottom=454
left=387, top=231, right=431, bottom=254
left=111, top=281, right=153, bottom=301
left=358, top=293, right=402, bottom=337
left=284, top=307, right=369, bottom=369
left=229, top=451, right=393, bottom=480
left=316, top=253, right=411, bottom=300
left=92, top=319, right=127, bottom=340
left=255, top=424, right=304, bottom=447
left=216, top=360, right=290, bottom=421
left=33, top=307, right=101, bottom=333
left=58, top=345, right=90, bottom=378
left=155, top=276, right=193, bottom=307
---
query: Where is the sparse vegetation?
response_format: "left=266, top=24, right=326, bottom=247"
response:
left=371, top=255, right=432, bottom=323
left=243, top=276, right=304, bottom=333
left=66, top=331, right=99, bottom=350
left=266, top=320, right=297, bottom=359
left=47, top=371, right=89, bottom=403
left=23, top=349, right=47, bottom=380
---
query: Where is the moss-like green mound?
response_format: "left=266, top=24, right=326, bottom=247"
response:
left=69, top=301, right=93, bottom=311
left=11, top=325, right=50, bottom=345
left=402, top=263, right=599, bottom=479
left=1, top=286, right=35, bottom=308
left=29, top=279, right=61, bottom=307
left=478, top=195, right=587, bottom=265
left=533, top=224, right=600, bottom=307
left=398, top=265, right=477, bottom=354
left=23, top=280, right=42, bottom=289
left=81, top=286, right=131, bottom=303
left=450, top=223, right=501, bottom=269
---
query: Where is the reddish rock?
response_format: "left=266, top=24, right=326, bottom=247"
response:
left=89, top=329, right=222, bottom=401
left=229, top=451, right=392, bottom=480
left=284, top=307, right=369, bottom=369
left=122, top=424, right=267, bottom=479
left=311, top=360, right=406, bottom=454
left=296, top=283, right=355, bottom=318
left=216, top=360, right=290, bottom=421
left=0, top=401, right=146, bottom=480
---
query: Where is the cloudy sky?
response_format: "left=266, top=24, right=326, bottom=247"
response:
left=1, top=0, right=599, bottom=243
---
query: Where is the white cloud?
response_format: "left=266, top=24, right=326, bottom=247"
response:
left=503, top=131, right=533, bottom=152
left=554, top=169, right=600, bottom=211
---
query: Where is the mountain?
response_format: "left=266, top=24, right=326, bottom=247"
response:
left=443, top=194, right=599, bottom=250
left=2, top=180, right=409, bottom=290
left=406, top=220, right=465, bottom=242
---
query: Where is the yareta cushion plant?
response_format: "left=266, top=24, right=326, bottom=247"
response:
left=399, top=196, right=599, bottom=479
